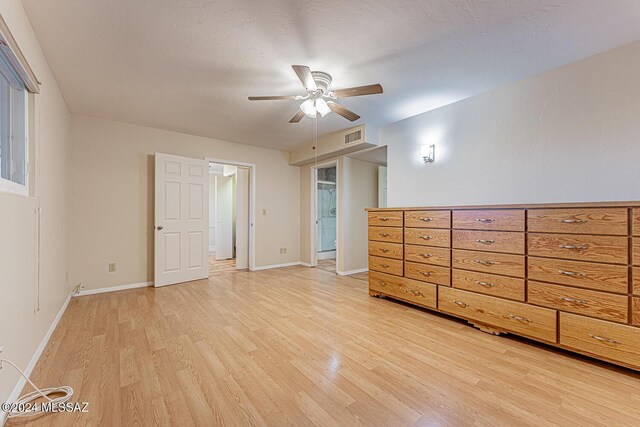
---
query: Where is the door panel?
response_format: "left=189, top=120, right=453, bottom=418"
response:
left=215, top=174, right=234, bottom=260
left=155, top=153, right=209, bottom=287
left=235, top=168, right=250, bottom=269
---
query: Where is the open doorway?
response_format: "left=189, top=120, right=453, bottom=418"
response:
left=311, top=161, right=338, bottom=273
left=208, top=162, right=251, bottom=275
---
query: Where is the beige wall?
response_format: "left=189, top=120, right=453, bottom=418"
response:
left=69, top=115, right=300, bottom=290
left=0, top=0, right=70, bottom=411
left=383, top=40, right=640, bottom=207
left=299, top=157, right=378, bottom=273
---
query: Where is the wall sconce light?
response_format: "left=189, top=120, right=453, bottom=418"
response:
left=421, top=144, right=435, bottom=163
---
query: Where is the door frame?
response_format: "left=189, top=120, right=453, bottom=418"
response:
left=205, top=157, right=256, bottom=271
left=310, top=160, right=339, bottom=268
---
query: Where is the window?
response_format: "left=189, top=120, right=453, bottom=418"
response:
left=0, top=48, right=27, bottom=193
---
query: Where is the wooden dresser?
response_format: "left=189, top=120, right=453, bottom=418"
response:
left=367, top=202, right=640, bottom=370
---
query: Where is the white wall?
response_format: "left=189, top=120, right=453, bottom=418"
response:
left=69, top=115, right=300, bottom=290
left=337, top=157, right=378, bottom=274
left=383, top=40, right=640, bottom=207
left=0, top=0, right=70, bottom=415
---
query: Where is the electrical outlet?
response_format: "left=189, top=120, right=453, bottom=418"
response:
left=279, top=248, right=287, bottom=254
left=108, top=263, right=117, bottom=273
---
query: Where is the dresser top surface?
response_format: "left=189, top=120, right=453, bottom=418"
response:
left=367, top=201, right=640, bottom=212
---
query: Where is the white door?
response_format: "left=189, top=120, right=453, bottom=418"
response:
left=215, top=174, right=234, bottom=260
left=235, top=167, right=249, bottom=269
left=154, top=153, right=209, bottom=287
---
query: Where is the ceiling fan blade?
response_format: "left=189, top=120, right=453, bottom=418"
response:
left=289, top=110, right=305, bottom=123
left=248, top=95, right=298, bottom=101
left=327, top=102, right=360, bottom=122
left=331, top=84, right=383, bottom=98
left=292, top=65, right=317, bottom=91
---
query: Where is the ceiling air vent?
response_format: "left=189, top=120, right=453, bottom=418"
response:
left=344, top=130, right=362, bottom=144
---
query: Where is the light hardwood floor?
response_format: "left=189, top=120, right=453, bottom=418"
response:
left=7, top=266, right=640, bottom=426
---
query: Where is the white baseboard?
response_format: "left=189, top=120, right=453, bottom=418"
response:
left=1, top=292, right=72, bottom=425
left=337, top=268, right=368, bottom=276
left=299, top=262, right=313, bottom=267
left=316, top=251, right=336, bottom=260
left=74, top=281, right=153, bottom=297
left=252, top=262, right=302, bottom=271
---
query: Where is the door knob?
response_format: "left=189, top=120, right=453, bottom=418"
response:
left=156, top=225, right=163, bottom=230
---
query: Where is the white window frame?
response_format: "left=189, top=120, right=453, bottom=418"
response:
left=0, top=83, right=29, bottom=196
left=0, top=14, right=40, bottom=196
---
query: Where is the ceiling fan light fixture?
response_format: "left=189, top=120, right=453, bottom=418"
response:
left=315, top=98, right=331, bottom=117
left=300, top=98, right=316, bottom=118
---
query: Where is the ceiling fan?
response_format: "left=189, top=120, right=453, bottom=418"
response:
left=248, top=65, right=383, bottom=123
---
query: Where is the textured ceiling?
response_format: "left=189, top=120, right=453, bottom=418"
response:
left=21, top=0, right=640, bottom=151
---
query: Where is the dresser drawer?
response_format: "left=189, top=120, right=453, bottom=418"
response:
left=528, top=281, right=628, bottom=323
left=560, top=313, right=640, bottom=369
left=528, top=208, right=628, bottom=235
left=369, top=256, right=403, bottom=276
left=633, top=298, right=640, bottom=326
left=452, top=230, right=524, bottom=254
left=368, top=226, right=403, bottom=244
left=452, top=249, right=525, bottom=277
left=527, top=257, right=629, bottom=294
left=634, top=209, right=640, bottom=236
left=439, top=287, right=557, bottom=342
left=404, top=228, right=450, bottom=247
left=368, top=241, right=403, bottom=260
left=405, top=245, right=450, bottom=267
left=453, top=209, right=525, bottom=232
left=404, top=262, right=450, bottom=286
left=634, top=238, right=640, bottom=266
left=635, top=268, right=640, bottom=295
left=404, top=210, right=451, bottom=229
left=369, top=271, right=437, bottom=309
left=528, top=233, right=628, bottom=264
left=368, top=211, right=403, bottom=227
left=452, top=269, right=525, bottom=301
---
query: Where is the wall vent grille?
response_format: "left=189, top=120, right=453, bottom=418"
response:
left=344, top=130, right=362, bottom=144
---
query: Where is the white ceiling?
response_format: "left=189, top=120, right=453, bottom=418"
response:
left=22, top=0, right=640, bottom=151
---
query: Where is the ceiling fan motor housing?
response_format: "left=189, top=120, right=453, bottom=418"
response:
left=311, top=71, right=332, bottom=94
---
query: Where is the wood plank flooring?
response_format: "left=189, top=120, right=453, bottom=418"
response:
left=209, top=252, right=243, bottom=275
left=7, top=266, right=640, bottom=426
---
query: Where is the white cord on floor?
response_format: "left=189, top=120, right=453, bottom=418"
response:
left=0, top=358, right=73, bottom=419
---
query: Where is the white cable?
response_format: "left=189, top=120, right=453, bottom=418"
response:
left=0, top=358, right=73, bottom=419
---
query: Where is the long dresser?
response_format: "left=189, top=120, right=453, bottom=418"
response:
left=367, top=202, right=640, bottom=370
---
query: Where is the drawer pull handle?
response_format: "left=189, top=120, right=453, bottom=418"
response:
left=475, top=239, right=495, bottom=245
left=380, top=248, right=390, bottom=253
left=453, top=300, right=468, bottom=308
left=379, top=217, right=389, bottom=221
left=377, top=281, right=388, bottom=287
left=475, top=280, right=495, bottom=288
left=559, top=219, right=586, bottom=224
left=419, top=217, right=433, bottom=222
left=420, top=253, right=432, bottom=258
left=380, top=264, right=390, bottom=269
left=560, top=296, right=588, bottom=304
left=420, top=271, right=433, bottom=277
left=379, top=233, right=390, bottom=237
left=409, top=289, right=424, bottom=297
left=588, top=334, right=619, bottom=344
left=420, top=236, right=433, bottom=240
left=558, top=244, right=589, bottom=250
left=558, top=270, right=585, bottom=277
left=474, top=259, right=495, bottom=266
left=509, top=314, right=531, bottom=323
left=475, top=218, right=495, bottom=223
